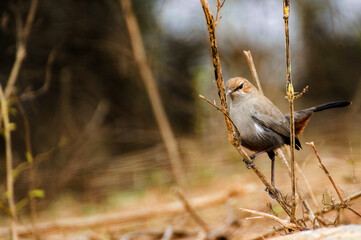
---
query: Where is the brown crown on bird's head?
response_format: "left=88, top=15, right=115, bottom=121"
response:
left=226, top=77, right=258, bottom=99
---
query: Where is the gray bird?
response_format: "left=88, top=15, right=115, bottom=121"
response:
left=226, top=77, right=350, bottom=195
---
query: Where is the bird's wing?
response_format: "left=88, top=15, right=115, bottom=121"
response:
left=251, top=99, right=291, bottom=138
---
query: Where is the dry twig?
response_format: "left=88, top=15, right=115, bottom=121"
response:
left=306, top=142, right=344, bottom=204
left=214, top=0, right=225, bottom=26
left=307, top=142, right=361, bottom=218
left=254, top=191, right=361, bottom=240
left=243, top=50, right=263, bottom=95
left=239, top=207, right=302, bottom=231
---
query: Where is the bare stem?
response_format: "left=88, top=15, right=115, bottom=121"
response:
left=243, top=50, right=263, bottom=95
left=239, top=207, right=302, bottom=231
left=283, top=0, right=296, bottom=223
left=306, top=142, right=344, bottom=205
left=0, top=86, right=18, bottom=240
left=215, top=0, right=225, bottom=26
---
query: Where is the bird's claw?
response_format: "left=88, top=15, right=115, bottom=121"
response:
left=265, top=187, right=280, bottom=199
left=243, top=158, right=255, bottom=169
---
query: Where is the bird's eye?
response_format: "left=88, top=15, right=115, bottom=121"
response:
left=235, top=83, right=244, bottom=91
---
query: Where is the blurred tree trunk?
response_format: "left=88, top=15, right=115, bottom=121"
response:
left=120, top=0, right=185, bottom=186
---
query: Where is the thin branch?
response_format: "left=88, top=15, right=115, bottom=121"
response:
left=214, top=0, right=225, bottom=26
left=200, top=0, right=291, bottom=216
left=347, top=206, right=361, bottom=218
left=243, top=50, right=263, bottom=95
left=199, top=94, right=241, bottom=143
left=239, top=207, right=302, bottom=231
left=0, top=86, right=18, bottom=240
left=173, top=188, right=209, bottom=235
left=306, top=142, right=344, bottom=205
left=294, top=85, right=309, bottom=99
left=283, top=0, right=297, bottom=223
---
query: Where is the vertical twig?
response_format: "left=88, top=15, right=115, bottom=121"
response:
left=283, top=0, right=296, bottom=223
left=306, top=142, right=344, bottom=205
left=0, top=86, right=18, bottom=240
left=200, top=0, right=291, bottom=217
left=243, top=50, right=263, bottom=95
left=120, top=0, right=185, bottom=186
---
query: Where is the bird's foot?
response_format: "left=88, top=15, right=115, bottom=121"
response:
left=242, top=157, right=255, bottom=169
left=265, top=187, right=280, bottom=199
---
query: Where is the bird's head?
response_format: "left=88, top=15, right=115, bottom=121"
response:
left=226, top=77, right=257, bottom=101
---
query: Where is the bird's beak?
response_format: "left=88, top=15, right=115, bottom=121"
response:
left=226, top=89, right=233, bottom=96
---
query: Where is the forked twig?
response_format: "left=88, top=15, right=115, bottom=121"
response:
left=294, top=85, right=309, bottom=99
left=243, top=50, right=263, bottom=95
left=214, top=0, right=225, bottom=26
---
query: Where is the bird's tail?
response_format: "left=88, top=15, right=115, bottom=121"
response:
left=311, top=101, right=351, bottom=112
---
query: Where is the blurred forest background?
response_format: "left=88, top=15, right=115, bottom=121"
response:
left=0, top=0, right=361, bottom=235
